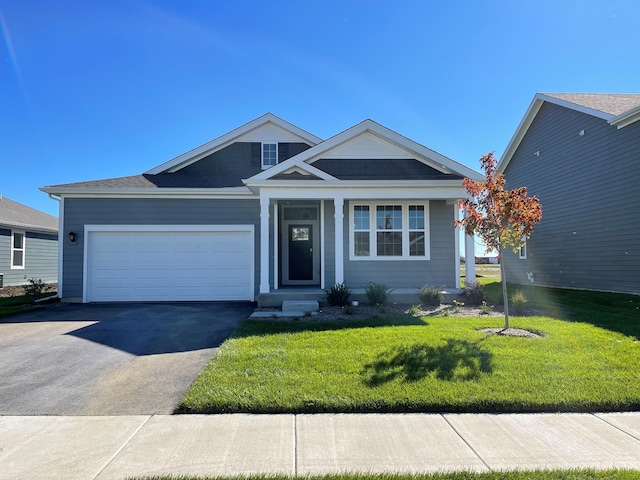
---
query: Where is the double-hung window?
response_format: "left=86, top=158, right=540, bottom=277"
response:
left=261, top=143, right=278, bottom=169
left=350, top=202, right=429, bottom=260
left=11, top=230, right=25, bottom=269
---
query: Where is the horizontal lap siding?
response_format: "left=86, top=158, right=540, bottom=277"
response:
left=503, top=102, right=640, bottom=294
left=343, top=200, right=456, bottom=290
left=62, top=198, right=260, bottom=299
left=0, top=228, right=57, bottom=286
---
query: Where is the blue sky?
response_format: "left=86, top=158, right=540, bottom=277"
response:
left=2, top=0, right=639, bottom=226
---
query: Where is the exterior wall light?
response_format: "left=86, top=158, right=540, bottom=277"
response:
left=68, top=231, right=77, bottom=243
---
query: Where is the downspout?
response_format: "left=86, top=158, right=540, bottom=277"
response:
left=48, top=194, right=63, bottom=299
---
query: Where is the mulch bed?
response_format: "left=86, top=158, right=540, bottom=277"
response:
left=0, top=284, right=57, bottom=299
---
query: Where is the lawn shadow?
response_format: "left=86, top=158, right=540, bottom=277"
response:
left=362, top=339, right=493, bottom=386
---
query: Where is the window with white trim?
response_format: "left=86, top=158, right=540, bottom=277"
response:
left=11, top=230, right=25, bottom=269
left=519, top=240, right=527, bottom=259
left=350, top=202, right=429, bottom=260
left=261, top=143, right=278, bottom=169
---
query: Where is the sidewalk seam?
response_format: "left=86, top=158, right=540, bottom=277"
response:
left=593, top=413, right=640, bottom=442
left=442, top=414, right=492, bottom=472
left=91, top=415, right=153, bottom=480
left=293, top=414, right=299, bottom=476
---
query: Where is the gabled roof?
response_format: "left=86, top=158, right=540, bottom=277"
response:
left=0, top=196, right=58, bottom=233
left=498, top=93, right=640, bottom=172
left=146, top=113, right=322, bottom=175
left=247, top=119, right=482, bottom=183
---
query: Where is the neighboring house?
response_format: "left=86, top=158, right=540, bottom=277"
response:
left=41, top=113, right=482, bottom=304
left=0, top=196, right=58, bottom=288
left=498, top=93, right=640, bottom=295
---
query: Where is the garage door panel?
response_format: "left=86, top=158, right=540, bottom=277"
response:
left=86, top=228, right=253, bottom=302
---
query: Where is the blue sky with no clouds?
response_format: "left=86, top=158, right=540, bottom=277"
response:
left=2, top=0, right=639, bottom=225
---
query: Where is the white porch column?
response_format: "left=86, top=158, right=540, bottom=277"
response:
left=465, top=233, right=476, bottom=285
left=259, top=195, right=271, bottom=294
left=334, top=196, right=344, bottom=284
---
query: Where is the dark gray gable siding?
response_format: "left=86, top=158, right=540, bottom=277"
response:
left=343, top=200, right=456, bottom=290
left=503, top=101, right=640, bottom=294
left=62, top=198, right=260, bottom=299
left=0, top=228, right=57, bottom=287
left=312, top=159, right=463, bottom=180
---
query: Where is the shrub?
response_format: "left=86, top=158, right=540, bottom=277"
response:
left=407, top=304, right=421, bottom=316
left=464, top=282, right=484, bottom=306
left=324, top=282, right=351, bottom=307
left=25, top=278, right=46, bottom=302
left=364, top=282, right=393, bottom=306
left=510, top=289, right=528, bottom=315
left=480, top=300, right=493, bottom=315
left=418, top=285, right=443, bottom=306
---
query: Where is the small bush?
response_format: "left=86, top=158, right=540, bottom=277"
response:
left=419, top=285, right=443, bottom=306
left=25, top=278, right=46, bottom=302
left=452, top=299, right=465, bottom=313
left=344, top=304, right=356, bottom=315
left=324, top=282, right=351, bottom=307
left=364, top=282, right=393, bottom=306
left=510, top=289, right=528, bottom=315
left=407, top=304, right=421, bottom=316
left=464, top=282, right=484, bottom=306
left=480, top=300, right=493, bottom=315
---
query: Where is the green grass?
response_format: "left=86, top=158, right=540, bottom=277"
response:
left=131, top=469, right=640, bottom=480
left=178, top=286, right=640, bottom=414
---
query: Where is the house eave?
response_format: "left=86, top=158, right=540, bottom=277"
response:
left=610, top=105, right=640, bottom=129
left=39, top=186, right=256, bottom=199
left=0, top=221, right=58, bottom=235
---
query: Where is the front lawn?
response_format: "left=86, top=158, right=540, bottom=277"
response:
left=178, top=292, right=640, bottom=413
left=0, top=295, right=44, bottom=318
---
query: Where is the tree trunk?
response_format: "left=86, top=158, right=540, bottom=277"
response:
left=500, top=247, right=509, bottom=330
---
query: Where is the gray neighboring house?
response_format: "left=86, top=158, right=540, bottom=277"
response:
left=0, top=196, right=58, bottom=288
left=498, top=93, right=640, bottom=295
left=41, top=113, right=482, bottom=304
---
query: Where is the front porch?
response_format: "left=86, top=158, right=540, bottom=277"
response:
left=257, top=287, right=465, bottom=307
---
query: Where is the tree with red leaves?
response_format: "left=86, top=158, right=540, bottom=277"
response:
left=455, top=152, right=542, bottom=329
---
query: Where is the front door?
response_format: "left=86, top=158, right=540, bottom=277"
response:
left=281, top=205, right=320, bottom=286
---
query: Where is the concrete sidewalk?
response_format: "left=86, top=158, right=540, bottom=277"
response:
left=1, top=413, right=640, bottom=479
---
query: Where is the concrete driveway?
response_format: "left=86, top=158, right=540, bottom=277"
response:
left=0, top=302, right=254, bottom=415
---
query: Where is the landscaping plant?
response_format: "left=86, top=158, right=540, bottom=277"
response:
left=364, top=282, right=393, bottom=306
left=455, top=152, right=542, bottom=329
left=325, top=282, right=352, bottom=306
left=418, top=285, right=443, bottom=306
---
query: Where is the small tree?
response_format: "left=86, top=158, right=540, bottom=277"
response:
left=455, top=152, right=542, bottom=329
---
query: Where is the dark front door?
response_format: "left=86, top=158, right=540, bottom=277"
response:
left=288, top=224, right=313, bottom=280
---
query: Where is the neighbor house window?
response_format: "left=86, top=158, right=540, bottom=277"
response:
left=11, top=230, right=25, bottom=269
left=262, top=143, right=278, bottom=169
left=350, top=202, right=429, bottom=260
left=519, top=240, right=527, bottom=259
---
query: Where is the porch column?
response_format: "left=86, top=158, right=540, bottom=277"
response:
left=334, top=196, right=344, bottom=284
left=259, top=195, right=271, bottom=294
left=465, top=232, right=476, bottom=285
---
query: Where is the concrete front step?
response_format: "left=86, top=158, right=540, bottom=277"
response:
left=282, top=300, right=319, bottom=314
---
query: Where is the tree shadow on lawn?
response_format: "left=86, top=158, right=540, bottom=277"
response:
left=362, top=339, right=493, bottom=386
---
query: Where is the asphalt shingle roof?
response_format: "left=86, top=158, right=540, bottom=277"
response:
left=0, top=196, right=58, bottom=232
left=544, top=93, right=640, bottom=117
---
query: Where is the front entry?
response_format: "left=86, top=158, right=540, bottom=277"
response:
left=281, top=205, right=320, bottom=286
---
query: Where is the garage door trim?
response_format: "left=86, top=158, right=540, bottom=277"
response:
left=83, top=224, right=255, bottom=303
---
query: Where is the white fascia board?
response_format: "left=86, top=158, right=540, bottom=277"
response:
left=257, top=184, right=467, bottom=200
left=0, top=221, right=58, bottom=235
left=145, top=113, right=322, bottom=175
left=610, top=105, right=640, bottom=129
left=41, top=187, right=256, bottom=199
left=247, top=158, right=338, bottom=181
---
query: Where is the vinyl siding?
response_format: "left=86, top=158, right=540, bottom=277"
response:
left=343, top=200, right=457, bottom=290
left=0, top=228, right=57, bottom=287
left=62, top=198, right=260, bottom=299
left=503, top=102, right=640, bottom=294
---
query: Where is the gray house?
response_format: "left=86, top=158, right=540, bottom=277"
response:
left=0, top=196, right=58, bottom=288
left=498, top=93, right=640, bottom=295
left=41, top=114, right=481, bottom=304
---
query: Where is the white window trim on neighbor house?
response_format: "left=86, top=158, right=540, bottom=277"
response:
left=11, top=230, right=25, bottom=269
left=519, top=240, right=527, bottom=259
left=261, top=142, right=278, bottom=169
left=349, top=201, right=430, bottom=261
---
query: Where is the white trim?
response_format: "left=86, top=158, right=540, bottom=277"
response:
left=10, top=230, right=26, bottom=269
left=145, top=113, right=322, bottom=175
left=320, top=200, right=325, bottom=290
left=348, top=201, right=430, bottom=261
left=251, top=185, right=467, bottom=200
left=273, top=201, right=278, bottom=290
left=334, top=196, right=344, bottom=284
left=259, top=196, right=270, bottom=294
left=610, top=104, right=640, bottom=129
left=58, top=197, right=64, bottom=298
left=261, top=142, right=278, bottom=170
left=82, top=224, right=255, bottom=303
left=519, top=240, right=527, bottom=259
left=455, top=212, right=461, bottom=289
left=40, top=187, right=255, bottom=198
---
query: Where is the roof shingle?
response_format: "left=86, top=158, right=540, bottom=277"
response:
left=0, top=196, right=58, bottom=232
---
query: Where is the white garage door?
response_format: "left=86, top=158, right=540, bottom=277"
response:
left=85, top=226, right=254, bottom=302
